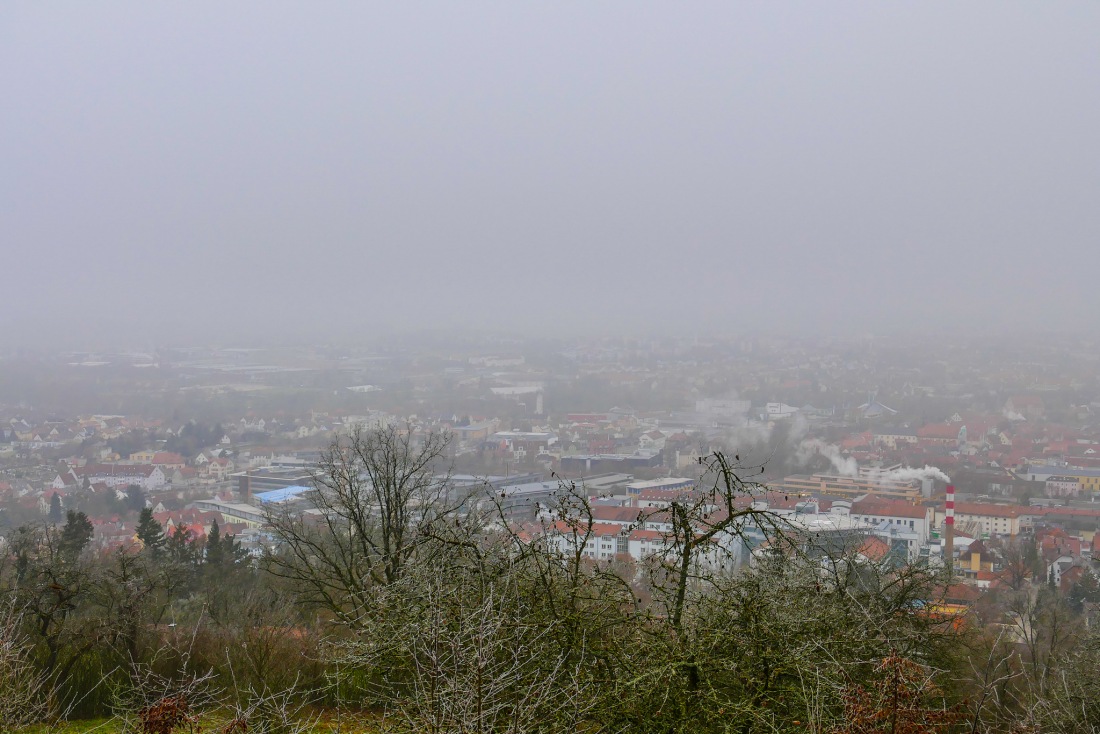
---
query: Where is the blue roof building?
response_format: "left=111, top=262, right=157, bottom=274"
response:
left=254, top=485, right=314, bottom=504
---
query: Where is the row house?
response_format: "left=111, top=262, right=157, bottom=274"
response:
left=539, top=518, right=726, bottom=568
left=54, top=464, right=166, bottom=491
left=1046, top=475, right=1081, bottom=498
left=934, top=502, right=1023, bottom=538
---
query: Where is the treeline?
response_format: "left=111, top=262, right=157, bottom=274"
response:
left=3, top=426, right=1100, bottom=732
left=0, top=508, right=323, bottom=727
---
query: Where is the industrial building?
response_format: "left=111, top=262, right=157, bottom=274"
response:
left=772, top=472, right=924, bottom=500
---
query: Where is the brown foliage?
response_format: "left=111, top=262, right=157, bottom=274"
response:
left=832, top=653, right=963, bottom=734
left=137, top=694, right=200, bottom=734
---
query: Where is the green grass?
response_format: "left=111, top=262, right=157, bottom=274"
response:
left=22, top=721, right=116, bottom=734
left=20, top=713, right=380, bottom=734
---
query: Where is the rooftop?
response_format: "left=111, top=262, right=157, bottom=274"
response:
left=254, top=485, right=314, bottom=504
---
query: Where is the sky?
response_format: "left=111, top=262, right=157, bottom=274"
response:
left=3, top=3, right=1099, bottom=347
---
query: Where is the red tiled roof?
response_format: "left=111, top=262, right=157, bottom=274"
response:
left=590, top=506, right=644, bottom=524
left=919, top=424, right=960, bottom=441
left=857, top=536, right=891, bottom=562
left=628, top=528, right=667, bottom=542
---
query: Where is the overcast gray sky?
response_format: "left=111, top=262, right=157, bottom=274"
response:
left=3, top=3, right=1099, bottom=346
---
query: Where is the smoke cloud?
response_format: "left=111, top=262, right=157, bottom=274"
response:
left=795, top=439, right=859, bottom=477
left=869, top=465, right=951, bottom=485
left=792, top=440, right=951, bottom=485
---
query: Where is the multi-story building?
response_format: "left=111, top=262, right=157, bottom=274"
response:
left=933, top=502, right=1023, bottom=538
left=1045, top=476, right=1081, bottom=498
left=55, top=463, right=166, bottom=490
left=849, top=498, right=934, bottom=561
left=773, top=473, right=923, bottom=500
left=625, top=477, right=694, bottom=498
left=1023, top=465, right=1100, bottom=492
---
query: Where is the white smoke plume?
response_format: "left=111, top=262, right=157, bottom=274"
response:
left=1002, top=408, right=1026, bottom=421
left=723, top=412, right=810, bottom=469
left=870, top=465, right=951, bottom=484
left=791, top=440, right=950, bottom=486
left=796, top=439, right=859, bottom=477
left=786, top=411, right=810, bottom=444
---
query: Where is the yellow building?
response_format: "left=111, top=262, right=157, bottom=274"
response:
left=773, top=473, right=923, bottom=500
left=1062, top=472, right=1100, bottom=492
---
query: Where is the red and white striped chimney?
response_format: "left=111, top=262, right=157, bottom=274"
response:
left=945, top=484, right=955, bottom=574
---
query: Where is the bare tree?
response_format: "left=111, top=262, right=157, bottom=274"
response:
left=266, top=423, right=456, bottom=626
left=656, top=452, right=781, bottom=634
left=1038, top=627, right=1100, bottom=733
left=1004, top=585, right=1083, bottom=704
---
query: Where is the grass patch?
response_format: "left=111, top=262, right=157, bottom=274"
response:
left=21, top=721, right=117, bottom=734
left=20, top=713, right=381, bottom=734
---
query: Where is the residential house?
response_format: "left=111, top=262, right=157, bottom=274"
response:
left=73, top=463, right=166, bottom=490
left=1046, top=475, right=1081, bottom=498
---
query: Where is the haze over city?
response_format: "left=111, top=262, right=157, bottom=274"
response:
left=11, top=5, right=1100, bottom=733
left=4, top=3, right=1099, bottom=346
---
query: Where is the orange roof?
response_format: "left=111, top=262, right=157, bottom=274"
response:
left=919, top=424, right=960, bottom=440
left=857, top=536, right=891, bottom=562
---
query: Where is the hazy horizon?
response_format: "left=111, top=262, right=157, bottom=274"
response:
left=4, top=3, right=1099, bottom=347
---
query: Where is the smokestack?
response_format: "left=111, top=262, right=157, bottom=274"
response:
left=945, top=484, right=955, bottom=576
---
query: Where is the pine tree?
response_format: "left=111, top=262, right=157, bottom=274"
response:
left=48, top=493, right=63, bottom=524
left=166, top=525, right=199, bottom=566
left=204, top=518, right=224, bottom=568
left=223, top=531, right=246, bottom=565
left=124, top=485, right=146, bottom=514
left=60, top=510, right=94, bottom=558
left=136, top=507, right=165, bottom=553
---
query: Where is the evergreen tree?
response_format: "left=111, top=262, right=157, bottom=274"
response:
left=135, top=507, right=165, bottom=553
left=205, top=517, right=224, bottom=567
left=59, top=510, right=94, bottom=558
left=166, top=525, right=199, bottom=567
left=124, top=484, right=146, bottom=514
left=223, top=532, right=246, bottom=565
left=48, top=493, right=63, bottom=524
left=1068, top=571, right=1100, bottom=614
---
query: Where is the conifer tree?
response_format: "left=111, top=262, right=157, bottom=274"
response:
left=48, top=493, right=63, bottom=524
left=59, top=510, right=94, bottom=558
left=136, top=506, right=165, bottom=554
left=205, top=517, right=224, bottom=568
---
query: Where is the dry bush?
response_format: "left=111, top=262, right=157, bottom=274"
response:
left=221, top=682, right=322, bottom=734
left=0, top=601, right=48, bottom=730
left=111, top=649, right=220, bottom=734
